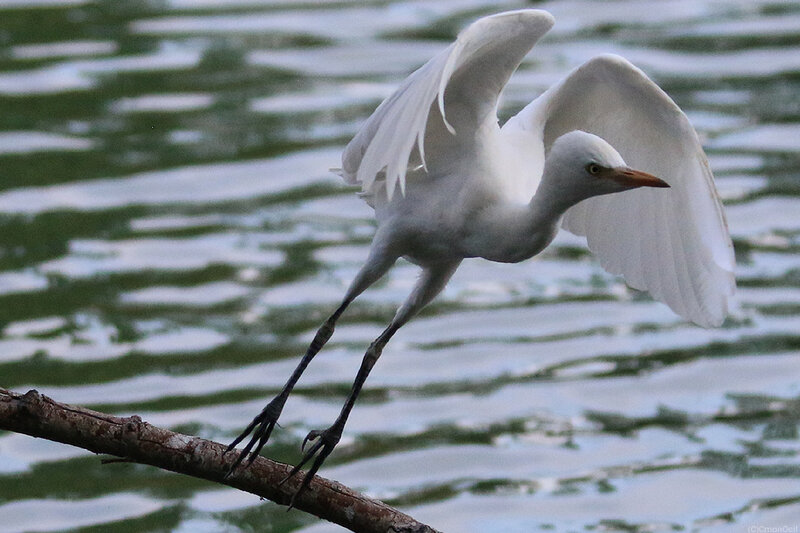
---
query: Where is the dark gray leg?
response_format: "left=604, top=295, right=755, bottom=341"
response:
left=225, top=247, right=398, bottom=476
left=282, top=261, right=461, bottom=507
left=224, top=303, right=347, bottom=475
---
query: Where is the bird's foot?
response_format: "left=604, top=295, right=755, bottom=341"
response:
left=224, top=395, right=286, bottom=478
left=281, top=423, right=343, bottom=509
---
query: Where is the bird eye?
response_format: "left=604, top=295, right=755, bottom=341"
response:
left=586, top=163, right=601, bottom=175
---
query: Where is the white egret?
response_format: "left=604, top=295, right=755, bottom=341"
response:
left=226, top=9, right=735, bottom=503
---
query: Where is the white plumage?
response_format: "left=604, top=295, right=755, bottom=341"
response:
left=341, top=8, right=734, bottom=326
left=229, top=9, right=736, bottom=502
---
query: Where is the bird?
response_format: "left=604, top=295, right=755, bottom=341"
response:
left=224, top=9, right=736, bottom=505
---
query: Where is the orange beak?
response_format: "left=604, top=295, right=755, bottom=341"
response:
left=607, top=167, right=670, bottom=188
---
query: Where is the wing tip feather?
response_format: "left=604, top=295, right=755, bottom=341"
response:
left=343, top=8, right=557, bottom=206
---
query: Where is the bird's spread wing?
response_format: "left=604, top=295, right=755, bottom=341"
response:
left=508, top=54, right=735, bottom=327
left=340, top=9, right=554, bottom=206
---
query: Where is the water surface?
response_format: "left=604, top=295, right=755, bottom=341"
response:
left=1, top=1, right=799, bottom=532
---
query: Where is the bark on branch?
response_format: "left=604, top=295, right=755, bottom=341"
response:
left=0, top=387, right=439, bottom=533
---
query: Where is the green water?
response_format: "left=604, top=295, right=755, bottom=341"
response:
left=1, top=1, right=800, bottom=532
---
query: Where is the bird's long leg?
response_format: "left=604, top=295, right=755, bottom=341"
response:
left=283, top=260, right=461, bottom=507
left=225, top=246, right=399, bottom=476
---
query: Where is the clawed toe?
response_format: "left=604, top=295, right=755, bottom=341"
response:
left=281, top=425, right=342, bottom=508
left=301, top=429, right=323, bottom=451
left=224, top=398, right=285, bottom=478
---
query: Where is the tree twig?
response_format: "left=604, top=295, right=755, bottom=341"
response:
left=0, top=387, right=439, bottom=533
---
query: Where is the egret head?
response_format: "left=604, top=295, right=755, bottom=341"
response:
left=545, top=130, right=669, bottom=204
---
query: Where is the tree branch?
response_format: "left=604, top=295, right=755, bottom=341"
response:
left=0, top=387, right=439, bottom=533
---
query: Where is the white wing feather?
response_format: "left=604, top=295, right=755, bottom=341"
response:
left=341, top=9, right=554, bottom=206
left=507, top=54, right=735, bottom=327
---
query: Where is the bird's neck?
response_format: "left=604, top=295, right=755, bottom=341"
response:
left=463, top=181, right=571, bottom=263
left=534, top=168, right=590, bottom=210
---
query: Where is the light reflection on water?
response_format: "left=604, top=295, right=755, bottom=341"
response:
left=0, top=1, right=799, bottom=532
